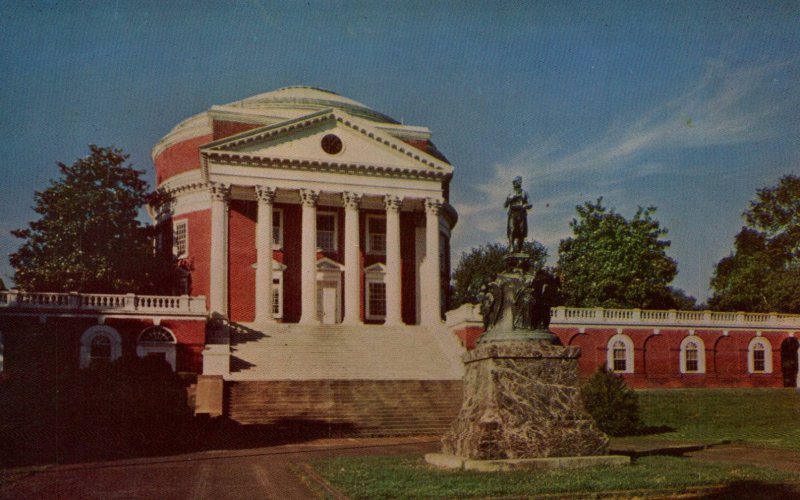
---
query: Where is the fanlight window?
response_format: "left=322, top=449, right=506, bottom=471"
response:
left=747, top=337, right=772, bottom=374
left=139, top=326, right=175, bottom=343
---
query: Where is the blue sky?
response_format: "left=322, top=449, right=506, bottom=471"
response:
left=1, top=1, right=799, bottom=302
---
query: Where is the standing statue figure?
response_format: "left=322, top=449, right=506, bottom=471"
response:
left=504, top=176, right=532, bottom=253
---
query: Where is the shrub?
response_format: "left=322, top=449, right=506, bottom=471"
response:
left=580, top=366, right=641, bottom=436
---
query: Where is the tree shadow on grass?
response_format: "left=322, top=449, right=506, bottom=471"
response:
left=701, top=480, right=800, bottom=499
left=632, top=424, right=677, bottom=436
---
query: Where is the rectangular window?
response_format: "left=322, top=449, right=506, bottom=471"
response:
left=272, top=276, right=282, bottom=319
left=753, top=349, right=765, bottom=372
left=612, top=348, right=626, bottom=372
left=685, top=349, right=698, bottom=372
left=173, top=220, right=188, bottom=258
left=367, top=282, right=386, bottom=319
left=367, top=215, right=386, bottom=255
left=317, top=212, right=337, bottom=252
left=272, top=209, right=283, bottom=248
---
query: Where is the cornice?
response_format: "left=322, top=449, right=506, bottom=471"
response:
left=199, top=108, right=453, bottom=181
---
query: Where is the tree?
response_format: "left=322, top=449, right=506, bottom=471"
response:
left=709, top=175, right=800, bottom=313
left=451, top=241, right=548, bottom=308
left=10, top=145, right=175, bottom=293
left=557, top=198, right=679, bottom=309
left=580, top=366, right=641, bottom=436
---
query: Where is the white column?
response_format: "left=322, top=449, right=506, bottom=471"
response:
left=255, top=186, right=275, bottom=324
left=421, top=198, right=443, bottom=326
left=299, top=189, right=319, bottom=324
left=384, top=195, right=403, bottom=326
left=342, top=192, right=362, bottom=325
left=208, top=183, right=230, bottom=316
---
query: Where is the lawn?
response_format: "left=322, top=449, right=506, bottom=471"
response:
left=636, top=388, right=800, bottom=449
left=312, top=455, right=800, bottom=499
left=310, top=388, right=800, bottom=498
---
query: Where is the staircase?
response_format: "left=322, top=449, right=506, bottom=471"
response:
left=226, top=379, right=463, bottom=435
left=220, top=323, right=465, bottom=434
left=228, top=323, right=463, bottom=380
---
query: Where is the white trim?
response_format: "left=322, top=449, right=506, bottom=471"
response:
left=272, top=274, right=283, bottom=319
left=366, top=214, right=386, bottom=255
left=173, top=219, right=188, bottom=258
left=79, top=325, right=122, bottom=368
left=607, top=333, right=634, bottom=374
left=679, top=335, right=706, bottom=374
left=316, top=210, right=338, bottom=252
left=136, top=326, right=177, bottom=371
left=364, top=263, right=386, bottom=321
left=316, top=257, right=344, bottom=324
left=748, top=337, right=773, bottom=374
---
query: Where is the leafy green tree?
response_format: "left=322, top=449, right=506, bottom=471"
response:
left=10, top=145, right=175, bottom=293
left=709, top=175, right=800, bottom=313
left=451, top=241, right=548, bottom=308
left=557, top=198, right=679, bottom=309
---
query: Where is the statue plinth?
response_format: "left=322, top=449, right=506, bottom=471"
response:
left=441, top=341, right=608, bottom=460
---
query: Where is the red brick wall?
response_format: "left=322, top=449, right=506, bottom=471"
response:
left=451, top=323, right=795, bottom=388
left=228, top=200, right=257, bottom=322
left=213, top=120, right=262, bottom=140
left=154, top=134, right=213, bottom=185
left=175, top=210, right=212, bottom=307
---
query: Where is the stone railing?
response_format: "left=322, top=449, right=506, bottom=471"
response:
left=550, top=306, right=800, bottom=330
left=0, top=291, right=207, bottom=316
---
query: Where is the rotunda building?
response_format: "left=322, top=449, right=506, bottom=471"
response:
left=152, top=86, right=457, bottom=327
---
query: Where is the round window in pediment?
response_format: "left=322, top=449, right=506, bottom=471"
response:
left=321, top=134, right=343, bottom=155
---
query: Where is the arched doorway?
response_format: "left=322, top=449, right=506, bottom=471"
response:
left=781, top=337, right=799, bottom=387
left=137, top=326, right=177, bottom=371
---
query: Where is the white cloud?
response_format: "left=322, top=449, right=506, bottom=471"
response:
left=451, top=59, right=799, bottom=269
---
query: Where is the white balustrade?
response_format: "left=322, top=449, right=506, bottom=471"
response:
left=0, top=291, right=206, bottom=316
left=550, top=306, right=800, bottom=331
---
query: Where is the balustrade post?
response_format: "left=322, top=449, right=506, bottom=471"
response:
left=69, top=291, right=81, bottom=309
left=632, top=308, right=641, bottom=322
left=736, top=312, right=745, bottom=325
left=668, top=309, right=677, bottom=321
left=125, top=293, right=137, bottom=312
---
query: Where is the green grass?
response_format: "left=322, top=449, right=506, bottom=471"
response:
left=636, top=388, right=800, bottom=449
left=312, top=455, right=800, bottom=499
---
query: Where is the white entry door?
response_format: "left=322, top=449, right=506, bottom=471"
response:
left=317, top=280, right=340, bottom=324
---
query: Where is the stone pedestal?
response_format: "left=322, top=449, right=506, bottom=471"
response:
left=441, top=341, right=608, bottom=459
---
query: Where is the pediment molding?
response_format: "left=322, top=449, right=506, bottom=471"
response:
left=199, top=109, right=452, bottom=182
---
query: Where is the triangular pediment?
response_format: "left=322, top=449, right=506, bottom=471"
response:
left=200, top=109, right=452, bottom=178
left=316, top=257, right=344, bottom=271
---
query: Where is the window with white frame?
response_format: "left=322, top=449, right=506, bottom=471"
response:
left=607, top=334, right=634, bottom=373
left=272, top=208, right=283, bottom=248
left=366, top=215, right=386, bottom=255
left=364, top=263, right=386, bottom=320
left=748, top=337, right=772, bottom=373
left=79, top=326, right=122, bottom=368
left=679, top=336, right=706, bottom=373
left=367, top=282, right=386, bottom=319
left=173, top=219, right=188, bottom=258
left=272, top=276, right=283, bottom=319
left=317, top=211, right=338, bottom=252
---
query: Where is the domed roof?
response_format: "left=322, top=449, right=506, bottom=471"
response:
left=225, top=86, right=400, bottom=124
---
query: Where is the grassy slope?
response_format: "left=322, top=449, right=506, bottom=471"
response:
left=637, top=388, right=800, bottom=449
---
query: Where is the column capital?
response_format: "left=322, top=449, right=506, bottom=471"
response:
left=384, top=195, right=403, bottom=213
left=425, top=197, right=444, bottom=215
left=299, top=189, right=320, bottom=207
left=209, top=182, right=231, bottom=202
left=342, top=191, right=362, bottom=210
left=255, top=186, right=276, bottom=204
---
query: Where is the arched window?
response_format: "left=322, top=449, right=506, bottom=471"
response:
left=680, top=335, right=706, bottom=374
left=137, top=326, right=177, bottom=371
left=748, top=337, right=773, bottom=374
left=606, top=334, right=634, bottom=373
left=79, top=326, right=122, bottom=368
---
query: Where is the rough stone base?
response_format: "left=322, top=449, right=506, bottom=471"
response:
left=442, top=341, right=608, bottom=460
left=425, top=452, right=630, bottom=471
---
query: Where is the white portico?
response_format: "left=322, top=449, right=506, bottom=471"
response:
left=153, top=88, right=457, bottom=328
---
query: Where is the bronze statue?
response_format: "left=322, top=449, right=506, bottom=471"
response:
left=504, top=176, right=532, bottom=253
